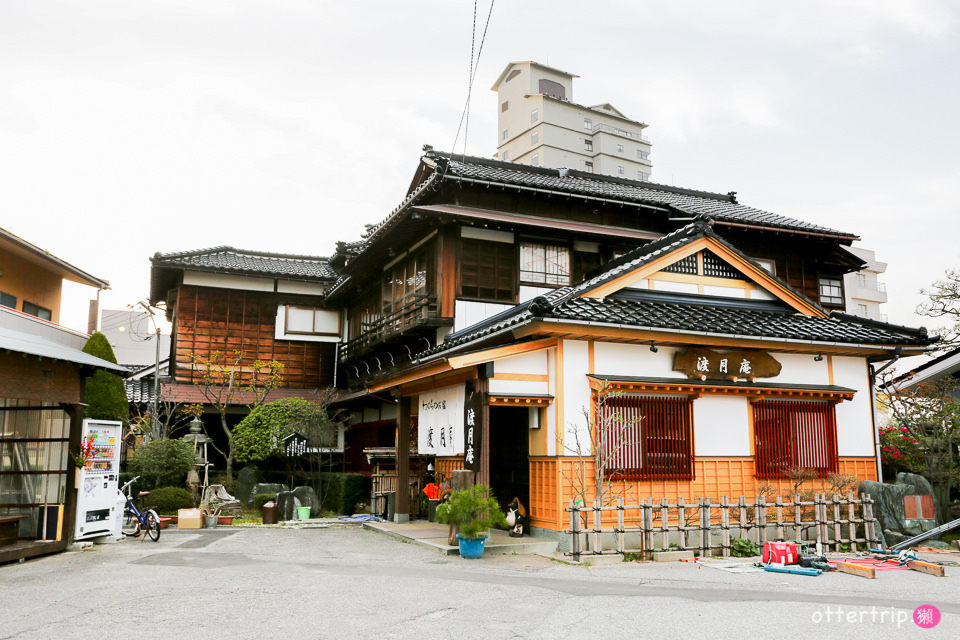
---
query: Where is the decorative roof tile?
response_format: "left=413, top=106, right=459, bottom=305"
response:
left=151, top=246, right=336, bottom=280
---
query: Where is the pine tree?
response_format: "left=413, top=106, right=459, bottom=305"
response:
left=82, top=331, right=129, bottom=422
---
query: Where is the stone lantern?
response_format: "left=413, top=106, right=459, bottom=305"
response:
left=181, top=417, right=212, bottom=501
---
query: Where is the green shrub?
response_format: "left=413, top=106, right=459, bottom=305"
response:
left=731, top=537, right=760, bottom=557
left=435, top=484, right=508, bottom=538
left=81, top=332, right=129, bottom=422
left=316, top=473, right=368, bottom=516
left=254, top=493, right=277, bottom=512
left=148, top=487, right=196, bottom=514
left=129, top=438, right=196, bottom=488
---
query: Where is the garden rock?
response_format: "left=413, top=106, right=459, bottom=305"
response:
left=293, top=486, right=319, bottom=517
left=237, top=466, right=261, bottom=506
left=250, top=483, right=287, bottom=506
left=861, top=473, right=938, bottom=538
left=276, top=490, right=302, bottom=521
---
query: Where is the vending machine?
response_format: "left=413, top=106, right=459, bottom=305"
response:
left=75, top=419, right=123, bottom=541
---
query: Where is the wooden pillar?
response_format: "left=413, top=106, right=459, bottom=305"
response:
left=62, top=403, right=83, bottom=545
left=394, top=396, right=411, bottom=523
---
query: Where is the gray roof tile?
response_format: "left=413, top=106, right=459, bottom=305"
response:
left=152, top=246, right=336, bottom=280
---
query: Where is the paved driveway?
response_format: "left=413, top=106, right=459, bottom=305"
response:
left=1, top=525, right=957, bottom=639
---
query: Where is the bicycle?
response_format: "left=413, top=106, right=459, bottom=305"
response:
left=120, top=476, right=161, bottom=541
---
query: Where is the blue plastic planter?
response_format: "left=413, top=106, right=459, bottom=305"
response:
left=457, top=534, right=487, bottom=559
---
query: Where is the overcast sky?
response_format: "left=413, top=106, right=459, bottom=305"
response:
left=2, top=1, right=958, bottom=362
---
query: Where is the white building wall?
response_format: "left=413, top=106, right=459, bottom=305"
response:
left=561, top=339, right=592, bottom=455
left=593, top=342, right=683, bottom=379
left=694, top=396, right=750, bottom=456
left=832, top=356, right=875, bottom=456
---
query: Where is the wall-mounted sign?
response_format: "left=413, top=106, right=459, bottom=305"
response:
left=673, top=348, right=781, bottom=382
left=417, top=384, right=465, bottom=456
left=283, top=432, right=308, bottom=458
left=463, top=385, right=483, bottom=472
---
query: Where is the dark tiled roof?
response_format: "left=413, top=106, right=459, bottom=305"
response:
left=152, top=246, right=337, bottom=280
left=429, top=150, right=857, bottom=239
left=125, top=378, right=156, bottom=404
left=416, top=224, right=929, bottom=361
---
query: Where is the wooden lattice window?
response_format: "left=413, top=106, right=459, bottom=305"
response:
left=702, top=251, right=740, bottom=279
left=460, top=239, right=516, bottom=303
left=663, top=254, right=698, bottom=275
left=752, top=400, right=839, bottom=479
left=598, top=396, right=694, bottom=481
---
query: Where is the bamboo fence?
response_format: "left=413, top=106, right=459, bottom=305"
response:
left=565, top=493, right=880, bottom=562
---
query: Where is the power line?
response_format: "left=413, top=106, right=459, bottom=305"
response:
left=450, top=0, right=496, bottom=160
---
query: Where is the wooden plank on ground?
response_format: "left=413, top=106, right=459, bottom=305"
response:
left=837, top=561, right=877, bottom=579
left=907, top=560, right=946, bottom=577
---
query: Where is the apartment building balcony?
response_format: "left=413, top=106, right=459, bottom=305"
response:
left=592, top=123, right=650, bottom=143
left=849, top=281, right=887, bottom=304
left=339, top=293, right=450, bottom=364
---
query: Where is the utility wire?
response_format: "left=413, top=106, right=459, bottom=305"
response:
left=450, top=0, right=496, bottom=161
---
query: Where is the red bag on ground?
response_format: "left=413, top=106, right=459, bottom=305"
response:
left=762, top=541, right=799, bottom=564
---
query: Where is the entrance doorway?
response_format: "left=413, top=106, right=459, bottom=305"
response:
left=488, top=406, right=530, bottom=511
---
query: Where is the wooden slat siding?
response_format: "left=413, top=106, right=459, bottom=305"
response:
left=536, top=456, right=877, bottom=532
left=435, top=456, right=464, bottom=481
left=600, top=396, right=694, bottom=481
left=753, top=400, right=839, bottom=479
left=528, top=457, right=559, bottom=529
left=172, top=285, right=333, bottom=388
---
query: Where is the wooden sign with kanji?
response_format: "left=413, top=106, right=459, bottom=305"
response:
left=673, top=348, right=781, bottom=382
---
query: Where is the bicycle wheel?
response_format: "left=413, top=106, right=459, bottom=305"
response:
left=122, top=507, right=141, bottom=537
left=144, top=510, right=161, bottom=542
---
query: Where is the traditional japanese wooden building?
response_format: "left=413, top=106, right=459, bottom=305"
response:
left=328, top=149, right=935, bottom=534
left=148, top=247, right=343, bottom=460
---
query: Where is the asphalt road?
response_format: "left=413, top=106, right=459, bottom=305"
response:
left=1, top=525, right=957, bottom=639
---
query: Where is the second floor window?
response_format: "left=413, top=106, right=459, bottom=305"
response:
left=584, top=161, right=593, bottom=173
left=0, top=292, right=16, bottom=310
left=285, top=306, right=338, bottom=335
left=460, top=239, right=516, bottom=303
left=819, top=276, right=844, bottom=306
left=584, top=139, right=593, bottom=152
left=22, top=301, right=52, bottom=321
left=520, top=242, right=570, bottom=286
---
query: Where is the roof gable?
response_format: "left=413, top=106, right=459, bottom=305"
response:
left=569, top=222, right=826, bottom=317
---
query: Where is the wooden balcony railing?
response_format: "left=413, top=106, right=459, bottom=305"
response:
left=340, top=293, right=439, bottom=362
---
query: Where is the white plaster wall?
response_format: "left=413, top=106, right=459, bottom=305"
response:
left=454, top=300, right=514, bottom=332
left=495, top=350, right=549, bottom=375
left=749, top=288, right=776, bottom=300
left=183, top=270, right=274, bottom=292
left=703, top=285, right=746, bottom=298
left=489, top=379, right=550, bottom=395
left=694, top=396, right=750, bottom=456
left=775, top=353, right=831, bottom=386
left=562, top=340, right=592, bottom=455
left=593, top=342, right=684, bottom=379
left=622, top=278, right=649, bottom=291
left=547, top=348, right=557, bottom=455
left=652, top=280, right=698, bottom=294
left=832, top=356, right=875, bottom=456
left=277, top=280, right=326, bottom=295
left=519, top=286, right=553, bottom=303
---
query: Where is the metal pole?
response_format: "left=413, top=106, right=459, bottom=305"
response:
left=153, top=327, right=161, bottom=433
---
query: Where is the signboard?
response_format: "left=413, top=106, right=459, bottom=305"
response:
left=417, top=385, right=465, bottom=456
left=463, top=385, right=483, bottom=472
left=673, top=348, right=781, bottom=382
left=283, top=432, right=308, bottom=458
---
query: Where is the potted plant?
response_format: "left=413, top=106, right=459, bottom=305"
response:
left=435, top=484, right=508, bottom=559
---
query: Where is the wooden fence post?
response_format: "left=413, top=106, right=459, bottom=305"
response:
left=592, top=499, right=602, bottom=555
left=757, top=494, right=767, bottom=546
left=775, top=495, right=784, bottom=541
left=814, top=494, right=824, bottom=551
left=738, top=495, right=747, bottom=541
left=569, top=499, right=580, bottom=562
left=833, top=493, right=842, bottom=551
left=677, top=497, right=687, bottom=550
left=700, top=497, right=709, bottom=557
left=793, top=494, right=802, bottom=542
left=642, top=498, right=653, bottom=554
left=863, top=494, right=877, bottom=547
left=847, top=492, right=857, bottom=553
left=720, top=496, right=730, bottom=557
left=617, top=495, right=625, bottom=555
left=661, top=498, right=670, bottom=551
